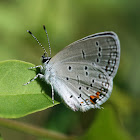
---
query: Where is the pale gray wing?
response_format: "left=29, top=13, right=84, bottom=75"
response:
left=48, top=32, right=120, bottom=111
left=50, top=62, right=113, bottom=111
left=49, top=32, right=120, bottom=78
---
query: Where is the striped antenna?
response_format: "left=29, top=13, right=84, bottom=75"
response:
left=27, top=30, right=48, bottom=56
left=43, top=25, right=51, bottom=57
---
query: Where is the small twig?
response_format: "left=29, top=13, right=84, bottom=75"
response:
left=0, top=118, right=76, bottom=140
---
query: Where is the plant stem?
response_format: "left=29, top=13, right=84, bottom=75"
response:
left=0, top=118, right=76, bottom=140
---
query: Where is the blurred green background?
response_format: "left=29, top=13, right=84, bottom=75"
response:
left=0, top=0, right=140, bottom=140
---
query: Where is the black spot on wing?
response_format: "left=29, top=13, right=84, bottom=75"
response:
left=82, top=50, right=86, bottom=59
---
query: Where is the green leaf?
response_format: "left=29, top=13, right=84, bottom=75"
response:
left=0, top=60, right=59, bottom=118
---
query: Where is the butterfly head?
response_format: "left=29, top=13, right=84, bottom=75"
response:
left=41, top=54, right=51, bottom=64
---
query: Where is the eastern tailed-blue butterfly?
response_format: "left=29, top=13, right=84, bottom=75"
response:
left=24, top=25, right=120, bottom=112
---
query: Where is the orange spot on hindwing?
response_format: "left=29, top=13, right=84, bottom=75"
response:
left=96, top=92, right=100, bottom=98
left=90, top=92, right=100, bottom=104
left=90, top=95, right=96, bottom=104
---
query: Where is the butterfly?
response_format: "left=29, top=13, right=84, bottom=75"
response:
left=24, top=25, right=120, bottom=112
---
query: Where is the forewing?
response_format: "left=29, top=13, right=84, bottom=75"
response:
left=50, top=32, right=120, bottom=78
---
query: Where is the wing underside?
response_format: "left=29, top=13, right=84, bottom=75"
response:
left=51, top=63, right=113, bottom=111
left=50, top=32, right=120, bottom=78
left=48, top=32, right=120, bottom=111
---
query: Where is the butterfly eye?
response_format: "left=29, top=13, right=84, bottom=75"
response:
left=41, top=55, right=51, bottom=64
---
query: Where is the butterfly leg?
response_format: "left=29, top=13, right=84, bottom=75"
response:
left=23, top=73, right=44, bottom=85
left=51, top=83, right=54, bottom=104
left=28, top=65, right=43, bottom=71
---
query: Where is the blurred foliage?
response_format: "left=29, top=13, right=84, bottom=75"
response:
left=83, top=105, right=132, bottom=140
left=0, top=135, right=3, bottom=140
left=0, top=0, right=140, bottom=140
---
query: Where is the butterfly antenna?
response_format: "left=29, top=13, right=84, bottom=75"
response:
left=27, top=30, right=48, bottom=57
left=43, top=25, right=51, bottom=57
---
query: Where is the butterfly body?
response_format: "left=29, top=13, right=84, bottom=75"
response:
left=25, top=28, right=120, bottom=112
